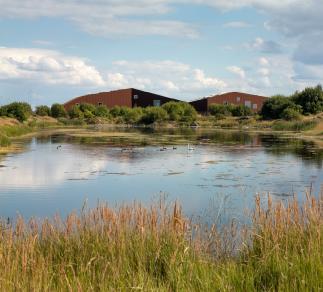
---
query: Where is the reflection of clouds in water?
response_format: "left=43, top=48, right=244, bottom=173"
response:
left=0, top=145, right=107, bottom=187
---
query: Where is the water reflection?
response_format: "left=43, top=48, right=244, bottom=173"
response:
left=0, top=128, right=322, bottom=221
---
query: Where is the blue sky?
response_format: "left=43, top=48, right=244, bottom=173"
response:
left=0, top=0, right=322, bottom=105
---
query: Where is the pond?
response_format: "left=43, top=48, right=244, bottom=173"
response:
left=0, top=128, right=322, bottom=223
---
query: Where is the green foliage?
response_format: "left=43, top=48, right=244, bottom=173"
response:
left=231, top=105, right=253, bottom=117
left=281, top=106, right=302, bottom=121
left=293, top=85, right=323, bottom=114
left=68, top=105, right=84, bottom=119
left=0, top=102, right=32, bottom=122
left=95, top=105, right=110, bottom=117
left=272, top=119, right=318, bottom=131
left=209, top=104, right=233, bottom=117
left=51, top=103, right=67, bottom=118
left=79, top=103, right=96, bottom=114
left=123, top=107, right=143, bottom=124
left=209, top=104, right=252, bottom=118
left=162, top=102, right=197, bottom=123
left=141, top=107, right=168, bottom=124
left=0, top=134, right=11, bottom=147
left=261, top=95, right=295, bottom=119
left=35, top=105, right=51, bottom=116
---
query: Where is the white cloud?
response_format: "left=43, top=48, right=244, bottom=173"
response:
left=245, top=37, right=282, bottom=54
left=226, top=66, right=246, bottom=79
left=0, top=47, right=105, bottom=86
left=0, top=0, right=197, bottom=38
left=223, top=21, right=251, bottom=28
left=107, top=60, right=227, bottom=98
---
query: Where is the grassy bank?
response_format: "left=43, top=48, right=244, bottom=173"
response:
left=0, top=193, right=321, bottom=291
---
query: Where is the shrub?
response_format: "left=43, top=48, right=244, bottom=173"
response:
left=162, top=102, right=197, bottom=123
left=231, top=105, right=253, bottom=117
left=68, top=105, right=84, bottom=119
left=292, top=85, right=323, bottom=114
left=123, top=107, right=143, bottom=124
left=209, top=104, right=233, bottom=117
left=281, top=106, right=302, bottom=121
left=261, top=95, right=295, bottom=119
left=35, top=105, right=51, bottom=116
left=0, top=102, right=32, bottom=122
left=51, top=103, right=67, bottom=118
left=95, top=105, right=110, bottom=117
left=79, top=103, right=96, bottom=115
left=140, top=107, right=168, bottom=124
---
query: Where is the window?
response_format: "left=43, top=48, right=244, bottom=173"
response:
left=98, top=102, right=102, bottom=106
left=253, top=104, right=258, bottom=110
left=223, top=101, right=229, bottom=105
left=133, top=94, right=139, bottom=100
left=245, top=100, right=251, bottom=108
left=153, top=100, right=161, bottom=107
left=236, top=96, right=241, bottom=102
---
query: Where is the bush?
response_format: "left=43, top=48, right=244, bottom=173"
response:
left=35, top=105, right=51, bottom=116
left=231, top=105, right=253, bottom=117
left=68, top=105, right=84, bottom=119
left=140, top=107, right=168, bottom=124
left=209, top=104, right=233, bottom=117
left=123, top=107, right=143, bottom=124
left=292, top=85, right=323, bottom=114
left=51, top=103, right=67, bottom=118
left=0, top=102, right=32, bottom=122
left=261, top=95, right=295, bottom=119
left=79, top=103, right=96, bottom=115
left=281, top=106, right=302, bottom=121
left=162, top=102, right=197, bottom=123
left=95, top=105, right=110, bottom=118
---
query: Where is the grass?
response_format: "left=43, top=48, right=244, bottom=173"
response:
left=0, top=192, right=322, bottom=291
left=272, top=119, right=318, bottom=131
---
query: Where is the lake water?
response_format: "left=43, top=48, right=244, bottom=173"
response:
left=0, top=128, right=322, bottom=223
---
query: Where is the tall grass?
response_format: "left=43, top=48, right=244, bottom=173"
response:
left=272, top=119, right=318, bottom=131
left=0, top=193, right=322, bottom=291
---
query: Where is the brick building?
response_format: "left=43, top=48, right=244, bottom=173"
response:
left=190, top=92, right=268, bottom=113
left=64, top=88, right=179, bottom=110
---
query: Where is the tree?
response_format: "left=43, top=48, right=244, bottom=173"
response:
left=293, top=85, right=323, bottom=114
left=95, top=105, right=110, bottom=117
left=68, top=105, right=84, bottom=119
left=35, top=105, right=51, bottom=116
left=51, top=103, right=67, bottom=118
left=162, top=102, right=197, bottom=123
left=140, top=107, right=168, bottom=124
left=260, top=95, right=295, bottom=119
left=0, top=102, right=32, bottom=122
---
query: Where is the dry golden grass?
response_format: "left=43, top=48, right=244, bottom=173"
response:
left=0, top=191, right=322, bottom=291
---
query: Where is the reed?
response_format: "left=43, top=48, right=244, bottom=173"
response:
left=0, top=192, right=321, bottom=291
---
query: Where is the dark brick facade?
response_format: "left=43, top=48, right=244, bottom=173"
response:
left=190, top=92, right=268, bottom=113
left=64, top=88, right=179, bottom=111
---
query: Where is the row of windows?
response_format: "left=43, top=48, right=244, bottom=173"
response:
left=223, top=99, right=258, bottom=109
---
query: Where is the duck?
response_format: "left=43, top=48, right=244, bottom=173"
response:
left=187, top=144, right=195, bottom=151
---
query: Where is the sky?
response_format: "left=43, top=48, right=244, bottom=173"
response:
left=0, top=0, right=322, bottom=105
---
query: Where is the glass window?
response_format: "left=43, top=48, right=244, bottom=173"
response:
left=236, top=96, right=240, bottom=102
left=153, top=100, right=161, bottom=107
left=245, top=100, right=251, bottom=108
left=223, top=101, right=228, bottom=105
left=253, top=104, right=258, bottom=109
left=133, top=94, right=139, bottom=100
